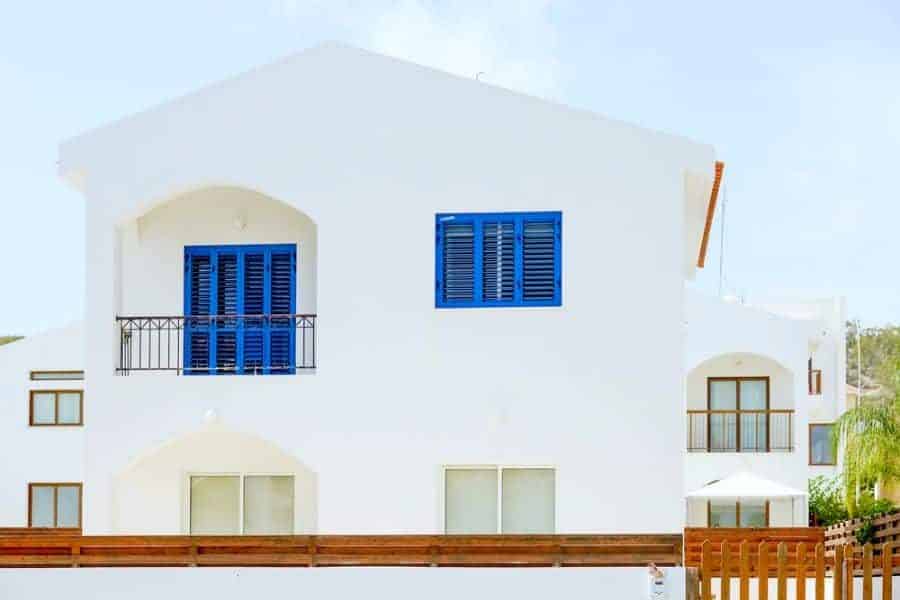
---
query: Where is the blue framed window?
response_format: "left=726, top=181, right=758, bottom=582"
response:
left=184, top=244, right=296, bottom=375
left=435, top=212, right=561, bottom=308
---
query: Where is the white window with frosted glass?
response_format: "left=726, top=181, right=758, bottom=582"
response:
left=708, top=500, right=768, bottom=528
left=443, top=466, right=555, bottom=534
left=29, top=483, right=81, bottom=528
left=189, top=475, right=294, bottom=534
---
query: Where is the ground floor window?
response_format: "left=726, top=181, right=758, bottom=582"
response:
left=189, top=475, right=294, bottom=534
left=29, top=483, right=82, bottom=528
left=708, top=499, right=768, bottom=528
left=809, top=423, right=836, bottom=465
left=444, top=466, right=555, bottom=534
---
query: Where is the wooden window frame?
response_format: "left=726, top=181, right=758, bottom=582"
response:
left=706, top=376, right=771, bottom=452
left=809, top=423, right=837, bottom=466
left=29, top=370, right=84, bottom=381
left=707, top=500, right=770, bottom=528
left=27, top=483, right=83, bottom=528
left=28, top=390, right=83, bottom=426
left=441, top=465, right=558, bottom=534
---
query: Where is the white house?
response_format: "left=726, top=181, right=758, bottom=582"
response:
left=0, top=44, right=850, bottom=597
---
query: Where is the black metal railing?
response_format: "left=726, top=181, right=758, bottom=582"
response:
left=686, top=409, right=793, bottom=452
left=116, top=314, right=316, bottom=375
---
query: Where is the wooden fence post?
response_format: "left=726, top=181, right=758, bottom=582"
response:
left=846, top=543, right=855, bottom=600
left=776, top=542, right=787, bottom=600
left=721, top=541, right=731, bottom=600
left=796, top=542, right=806, bottom=600
left=833, top=544, right=844, bottom=600
left=759, top=541, right=769, bottom=600
left=883, top=542, right=894, bottom=600
left=701, top=540, right=712, bottom=600
left=861, top=543, right=872, bottom=600
left=740, top=540, right=750, bottom=600
left=815, top=542, right=825, bottom=600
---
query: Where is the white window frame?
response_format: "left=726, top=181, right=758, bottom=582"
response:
left=441, top=465, right=557, bottom=534
left=185, top=472, right=295, bottom=535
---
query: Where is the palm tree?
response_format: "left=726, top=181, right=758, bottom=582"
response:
left=832, top=398, right=900, bottom=516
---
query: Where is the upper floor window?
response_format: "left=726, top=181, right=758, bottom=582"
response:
left=444, top=466, right=555, bottom=534
left=184, top=244, right=296, bottom=375
left=809, top=423, right=836, bottom=466
left=29, top=483, right=82, bottom=528
left=30, top=370, right=84, bottom=381
left=435, top=212, right=561, bottom=308
left=189, top=474, right=294, bottom=534
left=29, top=390, right=83, bottom=426
left=808, top=359, right=822, bottom=395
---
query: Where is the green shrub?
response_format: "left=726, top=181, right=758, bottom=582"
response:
left=809, top=476, right=849, bottom=526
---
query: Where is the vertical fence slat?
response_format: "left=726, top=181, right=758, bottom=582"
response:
left=759, top=541, right=769, bottom=600
left=721, top=541, right=731, bottom=600
left=834, top=544, right=844, bottom=600
left=861, top=543, right=872, bottom=600
left=846, top=544, right=855, bottom=600
left=777, top=542, right=788, bottom=600
left=740, top=540, right=751, bottom=600
left=701, top=540, right=712, bottom=600
left=796, top=543, right=807, bottom=600
left=884, top=543, right=894, bottom=600
left=815, top=543, right=825, bottom=600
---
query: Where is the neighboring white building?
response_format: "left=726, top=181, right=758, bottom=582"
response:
left=683, top=290, right=846, bottom=527
left=0, top=44, right=845, bottom=542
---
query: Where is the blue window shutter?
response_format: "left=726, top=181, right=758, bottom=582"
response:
left=481, top=220, right=515, bottom=302
left=242, top=252, right=266, bottom=373
left=522, top=219, right=557, bottom=303
left=436, top=212, right=561, bottom=308
left=268, top=249, right=296, bottom=374
left=215, top=252, right=238, bottom=372
left=438, top=221, right=475, bottom=305
left=184, top=244, right=296, bottom=375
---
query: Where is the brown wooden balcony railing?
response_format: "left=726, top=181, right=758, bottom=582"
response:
left=687, top=410, right=794, bottom=452
left=0, top=532, right=682, bottom=568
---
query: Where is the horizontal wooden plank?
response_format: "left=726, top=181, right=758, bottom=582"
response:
left=0, top=533, right=683, bottom=568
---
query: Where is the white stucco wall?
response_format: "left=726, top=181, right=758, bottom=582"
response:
left=0, top=325, right=84, bottom=526
left=60, top=44, right=717, bottom=535
left=0, top=567, right=687, bottom=600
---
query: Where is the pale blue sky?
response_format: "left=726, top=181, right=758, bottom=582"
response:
left=1, top=1, right=898, bottom=334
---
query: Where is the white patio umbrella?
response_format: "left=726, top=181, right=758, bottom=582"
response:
left=686, top=471, right=807, bottom=526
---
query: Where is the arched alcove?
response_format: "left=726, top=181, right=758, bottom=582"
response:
left=112, top=425, right=317, bottom=534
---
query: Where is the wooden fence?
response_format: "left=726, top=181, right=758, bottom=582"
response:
left=685, top=527, right=825, bottom=569
left=0, top=532, right=682, bottom=568
left=826, top=512, right=900, bottom=551
left=696, top=540, right=899, bottom=599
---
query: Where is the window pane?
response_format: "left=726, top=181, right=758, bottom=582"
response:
left=57, top=393, right=81, bottom=424
left=709, top=501, right=737, bottom=527
left=243, top=476, right=294, bottom=534
left=740, top=501, right=767, bottom=527
left=31, top=392, right=56, bottom=424
left=31, top=371, right=84, bottom=381
left=740, top=380, right=767, bottom=410
left=811, top=425, right=835, bottom=465
left=709, top=381, right=737, bottom=410
left=30, top=486, right=54, bottom=527
left=445, top=469, right=498, bottom=533
left=190, top=476, right=240, bottom=534
left=56, top=486, right=80, bottom=527
left=501, top=468, right=555, bottom=534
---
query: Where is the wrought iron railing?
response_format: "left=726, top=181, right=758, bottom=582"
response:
left=116, top=314, right=316, bottom=374
left=687, top=409, right=793, bottom=452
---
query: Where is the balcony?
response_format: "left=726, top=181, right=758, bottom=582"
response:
left=116, top=314, right=316, bottom=374
left=686, top=410, right=793, bottom=452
